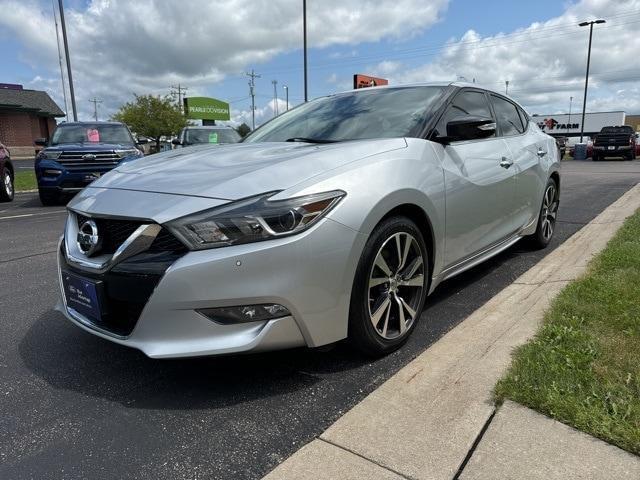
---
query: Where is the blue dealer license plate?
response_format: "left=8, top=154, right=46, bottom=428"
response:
left=62, top=271, right=102, bottom=322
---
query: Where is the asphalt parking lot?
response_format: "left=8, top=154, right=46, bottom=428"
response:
left=1, top=159, right=640, bottom=480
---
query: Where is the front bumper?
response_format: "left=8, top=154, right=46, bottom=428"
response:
left=36, top=160, right=116, bottom=193
left=56, top=217, right=366, bottom=358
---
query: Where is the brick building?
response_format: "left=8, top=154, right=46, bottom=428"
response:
left=0, top=83, right=65, bottom=158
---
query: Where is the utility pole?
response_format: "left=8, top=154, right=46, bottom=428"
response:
left=578, top=19, right=606, bottom=143
left=58, top=0, right=77, bottom=121
left=246, top=69, right=261, bottom=130
left=283, top=85, right=289, bottom=111
left=303, top=0, right=308, bottom=102
left=88, top=97, right=102, bottom=121
left=505, top=80, right=509, bottom=95
left=52, top=0, right=69, bottom=122
left=568, top=96, right=573, bottom=128
left=170, top=84, right=188, bottom=113
left=272, top=80, right=278, bottom=117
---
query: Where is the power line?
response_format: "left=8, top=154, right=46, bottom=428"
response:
left=170, top=84, right=188, bottom=113
left=88, top=97, right=102, bottom=121
left=246, top=69, right=261, bottom=130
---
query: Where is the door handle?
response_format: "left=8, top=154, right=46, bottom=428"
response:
left=500, top=157, right=513, bottom=169
left=537, top=148, right=547, bottom=157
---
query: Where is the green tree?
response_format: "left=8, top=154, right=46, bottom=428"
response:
left=113, top=94, right=188, bottom=151
left=235, top=123, right=251, bottom=138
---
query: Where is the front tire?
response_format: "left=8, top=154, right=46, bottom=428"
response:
left=0, top=166, right=14, bottom=202
left=528, top=178, right=559, bottom=249
left=349, top=216, right=429, bottom=356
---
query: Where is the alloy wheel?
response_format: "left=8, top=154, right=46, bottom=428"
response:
left=367, top=232, right=425, bottom=340
left=540, top=183, right=558, bottom=242
left=4, top=171, right=12, bottom=197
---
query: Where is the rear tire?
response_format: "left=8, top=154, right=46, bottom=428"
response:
left=527, top=178, right=559, bottom=250
left=39, top=189, right=59, bottom=206
left=349, top=216, right=429, bottom=357
left=0, top=166, right=14, bottom=202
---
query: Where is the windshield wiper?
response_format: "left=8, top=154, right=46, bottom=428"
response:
left=285, top=137, right=339, bottom=144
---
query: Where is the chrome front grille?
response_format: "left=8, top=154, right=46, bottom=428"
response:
left=57, top=150, right=120, bottom=170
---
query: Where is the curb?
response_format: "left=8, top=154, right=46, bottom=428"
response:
left=263, top=183, right=640, bottom=480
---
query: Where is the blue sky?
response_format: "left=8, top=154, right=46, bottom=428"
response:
left=1, top=0, right=638, bottom=125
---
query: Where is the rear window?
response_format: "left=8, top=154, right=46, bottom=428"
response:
left=601, top=126, right=633, bottom=134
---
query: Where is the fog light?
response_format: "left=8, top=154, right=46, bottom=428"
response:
left=44, top=169, right=62, bottom=176
left=197, top=303, right=290, bottom=324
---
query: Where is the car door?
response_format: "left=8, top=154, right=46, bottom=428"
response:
left=490, top=94, right=546, bottom=230
left=432, top=89, right=519, bottom=268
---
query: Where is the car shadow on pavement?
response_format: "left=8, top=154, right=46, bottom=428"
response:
left=17, top=310, right=374, bottom=410
left=17, top=232, right=566, bottom=412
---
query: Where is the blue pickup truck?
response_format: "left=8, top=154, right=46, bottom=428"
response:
left=35, top=121, right=144, bottom=205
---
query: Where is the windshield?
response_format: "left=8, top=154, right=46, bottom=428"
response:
left=184, top=128, right=241, bottom=144
left=50, top=124, right=134, bottom=145
left=244, top=86, right=446, bottom=143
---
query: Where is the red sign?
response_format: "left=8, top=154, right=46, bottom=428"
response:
left=353, top=74, right=389, bottom=89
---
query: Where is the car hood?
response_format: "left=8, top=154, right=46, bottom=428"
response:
left=91, top=139, right=407, bottom=200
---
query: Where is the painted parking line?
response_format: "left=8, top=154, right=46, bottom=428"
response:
left=0, top=210, right=66, bottom=220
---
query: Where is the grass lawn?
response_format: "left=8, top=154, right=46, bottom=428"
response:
left=496, top=209, right=640, bottom=455
left=13, top=170, right=37, bottom=192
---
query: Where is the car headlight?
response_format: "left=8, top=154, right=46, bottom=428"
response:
left=167, top=190, right=346, bottom=250
left=37, top=150, right=61, bottom=160
left=115, top=149, right=142, bottom=158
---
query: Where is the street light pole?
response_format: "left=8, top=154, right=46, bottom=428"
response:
left=578, top=19, right=605, bottom=143
left=505, top=80, right=509, bottom=95
left=272, top=80, right=278, bottom=117
left=58, top=0, right=77, bottom=121
left=568, top=96, right=573, bottom=129
left=283, top=85, right=289, bottom=111
left=303, top=0, right=308, bottom=102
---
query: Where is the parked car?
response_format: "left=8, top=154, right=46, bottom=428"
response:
left=56, top=83, right=560, bottom=358
left=568, top=136, right=593, bottom=158
left=172, top=126, right=241, bottom=147
left=34, top=121, right=145, bottom=205
left=0, top=142, right=14, bottom=202
left=592, top=125, right=637, bottom=160
left=636, top=133, right=640, bottom=157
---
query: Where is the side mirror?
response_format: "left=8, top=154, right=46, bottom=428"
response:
left=171, top=138, right=182, bottom=146
left=34, top=138, right=48, bottom=146
left=136, top=137, right=149, bottom=145
left=444, top=116, right=496, bottom=142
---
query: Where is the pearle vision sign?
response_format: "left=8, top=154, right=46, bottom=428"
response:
left=183, top=97, right=230, bottom=121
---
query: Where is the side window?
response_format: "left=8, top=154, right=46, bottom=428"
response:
left=517, top=106, right=529, bottom=131
left=490, top=95, right=525, bottom=136
left=435, top=90, right=494, bottom=138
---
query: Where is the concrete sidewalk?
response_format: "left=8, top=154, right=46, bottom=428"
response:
left=263, top=184, right=640, bottom=480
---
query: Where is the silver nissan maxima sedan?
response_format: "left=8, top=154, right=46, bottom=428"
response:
left=57, top=82, right=560, bottom=358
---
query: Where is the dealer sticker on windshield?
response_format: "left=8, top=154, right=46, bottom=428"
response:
left=208, top=133, right=219, bottom=143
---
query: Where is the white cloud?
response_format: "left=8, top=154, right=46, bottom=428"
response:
left=0, top=0, right=448, bottom=121
left=391, top=0, right=640, bottom=114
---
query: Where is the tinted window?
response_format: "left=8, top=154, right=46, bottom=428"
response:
left=244, top=86, right=445, bottom=143
left=51, top=124, right=134, bottom=145
left=490, top=95, right=525, bottom=136
left=517, top=106, right=529, bottom=130
left=435, top=90, right=494, bottom=138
